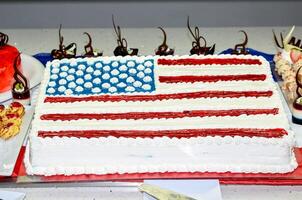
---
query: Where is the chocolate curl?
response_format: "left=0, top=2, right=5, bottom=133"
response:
left=273, top=30, right=284, bottom=49
left=231, top=30, right=249, bottom=55
left=83, top=32, right=103, bottom=57
left=155, top=27, right=174, bottom=56
left=187, top=16, right=215, bottom=55
left=51, top=24, right=77, bottom=59
left=112, top=15, right=138, bottom=56
left=0, top=32, right=9, bottom=47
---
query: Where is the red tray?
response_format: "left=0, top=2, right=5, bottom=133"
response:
left=1, top=147, right=300, bottom=185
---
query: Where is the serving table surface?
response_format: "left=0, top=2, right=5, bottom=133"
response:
left=1, top=27, right=302, bottom=200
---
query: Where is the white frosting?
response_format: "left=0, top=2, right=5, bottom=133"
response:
left=95, top=62, right=102, bottom=68
left=76, top=78, right=84, bottom=85
left=75, top=86, right=84, bottom=92
left=27, top=55, right=297, bottom=176
left=93, top=70, right=101, bottom=76
left=61, top=65, right=69, bottom=71
left=58, top=79, right=67, bottom=85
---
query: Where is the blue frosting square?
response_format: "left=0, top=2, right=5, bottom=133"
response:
left=46, top=58, right=156, bottom=96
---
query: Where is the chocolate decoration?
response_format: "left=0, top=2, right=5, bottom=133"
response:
left=51, top=24, right=77, bottom=59
left=273, top=29, right=302, bottom=49
left=12, top=54, right=30, bottom=101
left=273, top=30, right=284, bottom=49
left=0, top=32, right=9, bottom=47
left=155, top=27, right=174, bottom=56
left=231, top=30, right=249, bottom=55
left=187, top=16, right=215, bottom=55
left=83, top=32, right=103, bottom=57
left=112, top=15, right=138, bottom=56
left=296, top=66, right=302, bottom=98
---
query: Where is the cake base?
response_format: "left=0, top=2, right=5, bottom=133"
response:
left=1, top=147, right=300, bottom=185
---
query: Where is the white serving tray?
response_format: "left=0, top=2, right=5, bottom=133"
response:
left=0, top=106, right=34, bottom=176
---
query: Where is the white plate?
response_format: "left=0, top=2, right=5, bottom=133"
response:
left=0, top=107, right=34, bottom=176
left=0, top=54, right=45, bottom=103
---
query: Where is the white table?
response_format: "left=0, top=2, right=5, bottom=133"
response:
left=1, top=27, right=302, bottom=200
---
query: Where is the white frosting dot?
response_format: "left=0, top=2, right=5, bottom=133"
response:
left=127, top=61, right=135, bottom=67
left=144, top=61, right=153, bottom=67
left=119, top=65, right=127, bottom=71
left=59, top=79, right=67, bottom=85
left=95, top=62, right=102, bottom=68
left=129, top=68, right=137, bottom=74
left=78, top=64, right=86, bottom=70
left=137, top=71, right=145, bottom=78
left=119, top=73, right=128, bottom=79
left=47, top=87, right=55, bottom=94
left=64, top=89, right=73, bottom=95
left=68, top=68, right=76, bottom=74
left=76, top=78, right=84, bottom=85
left=143, top=76, right=152, bottom=82
left=137, top=64, right=145, bottom=71
left=58, top=86, right=66, bottom=92
left=76, top=70, right=84, bottom=76
left=142, top=84, right=151, bottom=90
left=87, top=59, right=95, bottom=66
left=84, top=74, right=92, bottom=80
left=144, top=68, right=152, bottom=74
left=70, top=60, right=77, bottom=67
left=48, top=81, right=56, bottom=87
left=93, top=78, right=101, bottom=84
left=102, top=83, right=111, bottom=89
left=126, top=77, right=135, bottom=83
left=125, top=86, right=135, bottom=92
left=52, top=61, right=60, bottom=68
left=103, top=59, right=111, bottom=64
left=93, top=70, right=101, bottom=76
left=102, top=73, right=110, bottom=80
left=110, top=77, right=119, bottom=84
left=75, top=86, right=84, bottom=92
left=50, top=74, right=58, bottom=80
left=84, top=82, right=93, bottom=88
left=112, top=61, right=119, bottom=67
left=51, top=68, right=60, bottom=73
left=111, top=69, right=120, bottom=76
left=59, top=72, right=68, bottom=78
left=68, top=82, right=76, bottom=88
left=103, top=65, right=111, bottom=71
left=61, top=65, right=69, bottom=71
left=133, top=81, right=142, bottom=87
left=86, top=66, right=94, bottom=73
left=92, top=87, right=101, bottom=93
left=108, top=86, right=117, bottom=93
left=117, top=82, right=127, bottom=88
left=66, top=75, right=75, bottom=81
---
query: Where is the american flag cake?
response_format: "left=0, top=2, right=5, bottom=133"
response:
left=25, top=55, right=297, bottom=176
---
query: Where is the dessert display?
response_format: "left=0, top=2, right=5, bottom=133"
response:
left=0, top=32, right=21, bottom=93
left=112, top=16, right=138, bottom=56
left=155, top=27, right=174, bottom=56
left=274, top=26, right=302, bottom=101
left=51, top=25, right=77, bottom=59
left=12, top=54, right=31, bottom=105
left=187, top=17, right=215, bottom=55
left=83, top=32, right=103, bottom=57
left=231, top=30, right=249, bottom=55
left=0, top=102, right=25, bottom=140
left=24, top=54, right=296, bottom=176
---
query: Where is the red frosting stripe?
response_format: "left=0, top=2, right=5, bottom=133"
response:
left=40, top=108, right=279, bottom=121
left=157, top=58, right=262, bottom=65
left=38, top=128, right=288, bottom=139
left=159, top=74, right=267, bottom=83
left=44, top=90, right=273, bottom=103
